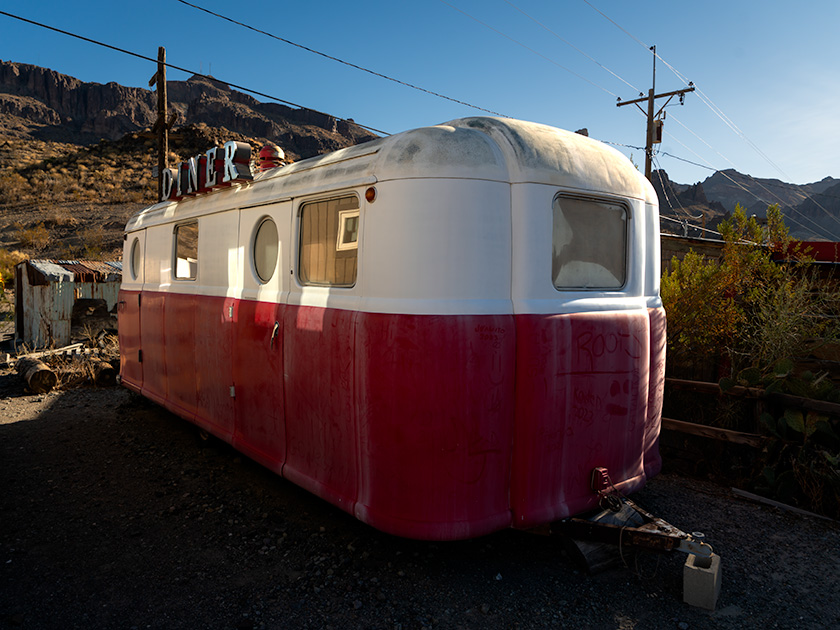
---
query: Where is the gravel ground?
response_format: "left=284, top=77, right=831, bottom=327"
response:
left=1, top=371, right=838, bottom=630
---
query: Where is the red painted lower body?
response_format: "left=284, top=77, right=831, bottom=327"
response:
left=119, top=290, right=665, bottom=540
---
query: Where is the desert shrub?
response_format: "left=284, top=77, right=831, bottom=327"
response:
left=662, top=204, right=840, bottom=516
left=0, top=171, right=32, bottom=204
left=45, top=207, right=79, bottom=228
left=0, top=248, right=27, bottom=287
left=662, top=204, right=836, bottom=376
left=722, top=362, right=840, bottom=518
left=80, top=224, right=106, bottom=260
left=15, top=222, right=50, bottom=250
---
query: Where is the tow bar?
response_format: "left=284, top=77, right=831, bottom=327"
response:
left=551, top=468, right=721, bottom=610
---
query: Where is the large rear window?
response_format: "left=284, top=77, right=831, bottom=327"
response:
left=552, top=195, right=627, bottom=289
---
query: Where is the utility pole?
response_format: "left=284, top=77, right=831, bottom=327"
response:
left=149, top=47, right=178, bottom=201
left=617, top=45, right=694, bottom=182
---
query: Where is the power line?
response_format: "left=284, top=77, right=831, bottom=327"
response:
left=176, top=0, right=507, bottom=118
left=658, top=136, right=836, bottom=238
left=580, top=1, right=840, bottom=234
left=580, top=0, right=649, bottom=50
left=660, top=151, right=715, bottom=172
left=500, top=0, right=641, bottom=93
left=0, top=9, right=390, bottom=136
left=438, top=0, right=619, bottom=97
left=660, top=214, right=722, bottom=238
left=665, top=119, right=840, bottom=237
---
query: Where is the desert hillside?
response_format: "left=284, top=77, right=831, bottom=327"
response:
left=0, top=61, right=378, bottom=264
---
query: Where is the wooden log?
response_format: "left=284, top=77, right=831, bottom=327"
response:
left=88, top=356, right=117, bottom=387
left=661, top=417, right=766, bottom=448
left=15, top=357, right=57, bottom=393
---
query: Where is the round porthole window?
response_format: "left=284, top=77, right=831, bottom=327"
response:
left=130, top=237, right=142, bottom=281
left=253, top=217, right=279, bottom=283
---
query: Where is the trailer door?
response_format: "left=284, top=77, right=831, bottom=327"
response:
left=232, top=201, right=291, bottom=472
left=118, top=230, right=145, bottom=390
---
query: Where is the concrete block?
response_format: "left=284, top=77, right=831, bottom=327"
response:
left=683, top=552, right=722, bottom=610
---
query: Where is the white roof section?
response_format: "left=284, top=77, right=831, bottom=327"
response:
left=126, top=117, right=653, bottom=231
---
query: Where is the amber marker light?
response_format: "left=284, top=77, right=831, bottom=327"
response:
left=365, top=187, right=377, bottom=203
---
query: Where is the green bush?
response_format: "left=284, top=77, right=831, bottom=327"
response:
left=662, top=204, right=840, bottom=517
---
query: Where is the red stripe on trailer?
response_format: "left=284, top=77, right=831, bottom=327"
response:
left=119, top=290, right=664, bottom=540
left=509, top=309, right=662, bottom=528
left=643, top=307, right=666, bottom=479
left=353, top=312, right=516, bottom=540
left=118, top=290, right=142, bottom=392
left=231, top=298, right=286, bottom=476
left=282, top=305, right=359, bottom=513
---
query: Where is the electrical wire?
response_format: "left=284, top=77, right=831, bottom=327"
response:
left=500, top=0, right=641, bottom=93
left=660, top=134, right=835, bottom=239
left=580, top=1, right=840, bottom=236
left=438, top=0, right=619, bottom=97
left=652, top=156, right=722, bottom=239
left=666, top=119, right=840, bottom=237
left=175, top=0, right=508, bottom=118
left=580, top=0, right=649, bottom=50
left=0, top=9, right=390, bottom=136
left=660, top=214, right=722, bottom=238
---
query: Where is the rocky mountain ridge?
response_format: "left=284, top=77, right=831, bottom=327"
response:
left=653, top=167, right=840, bottom=241
left=0, top=59, right=376, bottom=160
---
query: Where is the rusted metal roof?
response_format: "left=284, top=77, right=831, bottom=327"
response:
left=24, top=260, right=122, bottom=286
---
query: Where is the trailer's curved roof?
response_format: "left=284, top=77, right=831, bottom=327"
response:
left=127, top=117, right=653, bottom=230
left=374, top=117, right=651, bottom=201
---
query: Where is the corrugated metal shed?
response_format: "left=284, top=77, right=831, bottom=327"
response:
left=14, top=259, right=122, bottom=348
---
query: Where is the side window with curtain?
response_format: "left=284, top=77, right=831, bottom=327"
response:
left=299, top=196, right=359, bottom=287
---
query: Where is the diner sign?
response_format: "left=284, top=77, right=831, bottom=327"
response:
left=160, top=141, right=253, bottom=201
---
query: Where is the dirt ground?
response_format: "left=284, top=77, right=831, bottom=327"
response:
left=1, top=372, right=838, bottom=630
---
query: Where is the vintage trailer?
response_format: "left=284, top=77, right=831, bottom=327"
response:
left=118, top=116, right=665, bottom=541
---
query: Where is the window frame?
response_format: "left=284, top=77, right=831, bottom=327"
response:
left=335, top=209, right=360, bottom=252
left=252, top=216, right=279, bottom=284
left=130, top=236, right=142, bottom=281
left=550, top=193, right=630, bottom=291
left=173, top=220, right=199, bottom=281
left=297, top=194, right=361, bottom=289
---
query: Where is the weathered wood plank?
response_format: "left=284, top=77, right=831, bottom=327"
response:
left=665, top=377, right=840, bottom=416
left=731, top=488, right=836, bottom=522
left=661, top=417, right=766, bottom=448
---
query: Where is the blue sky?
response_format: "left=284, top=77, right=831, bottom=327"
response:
left=1, top=0, right=837, bottom=186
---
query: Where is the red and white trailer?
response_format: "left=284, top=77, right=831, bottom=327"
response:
left=118, top=116, right=665, bottom=541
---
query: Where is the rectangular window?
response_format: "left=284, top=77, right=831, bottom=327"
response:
left=552, top=196, right=627, bottom=289
left=299, top=195, right=359, bottom=287
left=174, top=221, right=199, bottom=280
left=336, top=209, right=360, bottom=251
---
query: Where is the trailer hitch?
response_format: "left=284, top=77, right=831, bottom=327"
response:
left=553, top=466, right=713, bottom=559
left=551, top=469, right=722, bottom=610
left=552, top=495, right=713, bottom=558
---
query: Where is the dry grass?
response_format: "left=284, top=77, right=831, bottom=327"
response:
left=0, top=247, right=28, bottom=285
left=15, top=222, right=50, bottom=249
